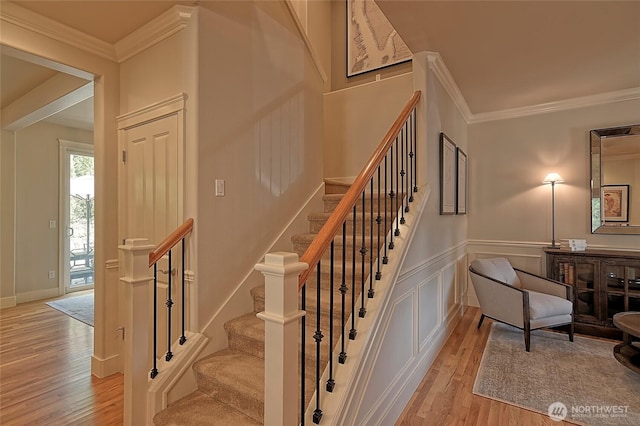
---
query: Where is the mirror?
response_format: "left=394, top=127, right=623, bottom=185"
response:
left=591, top=124, right=640, bottom=234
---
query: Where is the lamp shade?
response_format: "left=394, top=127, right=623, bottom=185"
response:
left=543, top=173, right=564, bottom=184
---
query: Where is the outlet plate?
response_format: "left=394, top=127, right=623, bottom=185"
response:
left=48, top=270, right=56, bottom=279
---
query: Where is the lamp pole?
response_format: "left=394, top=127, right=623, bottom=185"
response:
left=550, top=180, right=558, bottom=248
left=543, top=173, right=564, bottom=249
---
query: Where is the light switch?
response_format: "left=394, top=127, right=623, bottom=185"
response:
left=215, top=179, right=225, bottom=197
left=49, top=220, right=56, bottom=229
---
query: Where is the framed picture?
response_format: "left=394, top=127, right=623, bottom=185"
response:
left=440, top=132, right=456, bottom=215
left=456, top=147, right=467, bottom=214
left=346, top=0, right=412, bottom=77
left=602, top=185, right=630, bottom=222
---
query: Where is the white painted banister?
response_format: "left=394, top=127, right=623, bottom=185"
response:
left=119, top=238, right=155, bottom=426
left=256, top=252, right=308, bottom=426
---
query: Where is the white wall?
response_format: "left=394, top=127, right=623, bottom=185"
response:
left=195, top=0, right=324, bottom=335
left=13, top=121, right=93, bottom=301
left=468, top=98, right=640, bottom=251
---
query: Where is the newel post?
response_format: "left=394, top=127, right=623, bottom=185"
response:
left=119, top=238, right=155, bottom=426
left=255, top=252, right=308, bottom=426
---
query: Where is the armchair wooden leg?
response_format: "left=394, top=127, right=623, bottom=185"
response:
left=569, top=322, right=574, bottom=342
left=477, top=314, right=485, bottom=330
left=524, top=325, right=531, bottom=352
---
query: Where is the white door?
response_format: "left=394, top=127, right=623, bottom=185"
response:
left=122, top=114, right=179, bottom=245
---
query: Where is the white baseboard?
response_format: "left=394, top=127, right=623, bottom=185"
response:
left=16, top=287, right=60, bottom=304
left=0, top=296, right=17, bottom=309
left=91, top=353, right=122, bottom=378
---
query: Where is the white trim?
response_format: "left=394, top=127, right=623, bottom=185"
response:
left=16, top=287, right=60, bottom=304
left=470, top=87, right=640, bottom=123
left=91, top=353, right=121, bottom=378
left=115, top=5, right=194, bottom=63
left=117, top=93, right=187, bottom=129
left=0, top=2, right=116, bottom=61
left=283, top=0, right=328, bottom=83
left=0, top=296, right=17, bottom=309
left=105, top=259, right=119, bottom=270
left=58, top=140, right=94, bottom=296
left=426, top=51, right=473, bottom=123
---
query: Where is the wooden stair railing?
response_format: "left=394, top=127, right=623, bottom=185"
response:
left=149, top=217, right=194, bottom=378
left=297, top=91, right=421, bottom=424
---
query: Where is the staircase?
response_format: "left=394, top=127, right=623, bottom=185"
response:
left=153, top=181, right=400, bottom=425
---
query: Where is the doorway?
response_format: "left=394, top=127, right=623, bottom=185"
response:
left=59, top=140, right=94, bottom=293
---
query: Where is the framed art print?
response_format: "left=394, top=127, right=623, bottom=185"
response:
left=440, top=132, right=456, bottom=214
left=602, top=184, right=630, bottom=222
left=456, top=147, right=467, bottom=214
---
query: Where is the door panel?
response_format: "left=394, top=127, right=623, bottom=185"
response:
left=123, top=114, right=179, bottom=246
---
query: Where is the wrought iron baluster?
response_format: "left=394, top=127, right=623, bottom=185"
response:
left=395, top=138, right=401, bottom=237
left=339, top=222, right=348, bottom=362
left=368, top=178, right=374, bottom=298
left=166, top=251, right=173, bottom=362
left=375, top=166, right=382, bottom=280
left=400, top=125, right=406, bottom=224
left=389, top=142, right=395, bottom=250
left=151, top=263, right=158, bottom=379
left=180, top=238, right=186, bottom=345
left=359, top=191, right=367, bottom=318
left=349, top=205, right=357, bottom=340
left=327, top=242, right=335, bottom=392
left=413, top=108, right=418, bottom=194
left=301, top=284, right=306, bottom=426
left=313, top=262, right=323, bottom=424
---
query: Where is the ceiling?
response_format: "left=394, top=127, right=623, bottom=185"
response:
left=2, top=0, right=639, bottom=130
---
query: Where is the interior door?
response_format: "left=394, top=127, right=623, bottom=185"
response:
left=122, top=114, right=179, bottom=245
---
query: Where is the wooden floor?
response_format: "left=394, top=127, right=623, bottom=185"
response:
left=0, top=294, right=123, bottom=425
left=396, top=306, right=573, bottom=425
left=0, top=298, right=571, bottom=425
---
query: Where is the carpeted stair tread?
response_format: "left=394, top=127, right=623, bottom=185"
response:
left=194, top=348, right=264, bottom=423
left=153, top=391, right=261, bottom=426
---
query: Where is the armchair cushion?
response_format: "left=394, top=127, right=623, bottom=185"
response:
left=528, top=290, right=573, bottom=320
left=470, top=258, right=522, bottom=288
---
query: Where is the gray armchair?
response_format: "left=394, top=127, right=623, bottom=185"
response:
left=469, top=257, right=574, bottom=351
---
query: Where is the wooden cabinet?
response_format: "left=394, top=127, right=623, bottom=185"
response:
left=544, top=248, right=640, bottom=339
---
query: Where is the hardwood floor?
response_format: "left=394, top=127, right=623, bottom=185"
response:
left=396, top=306, right=573, bottom=425
left=0, top=294, right=123, bottom=425
left=1, top=297, right=572, bottom=425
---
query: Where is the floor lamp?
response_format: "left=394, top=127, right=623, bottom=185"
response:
left=543, top=173, right=564, bottom=248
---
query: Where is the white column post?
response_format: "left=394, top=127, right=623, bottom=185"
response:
left=255, top=252, right=308, bottom=426
left=119, top=238, right=155, bottom=426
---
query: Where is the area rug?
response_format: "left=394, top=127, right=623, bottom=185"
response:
left=46, top=293, right=94, bottom=327
left=473, top=322, right=640, bottom=425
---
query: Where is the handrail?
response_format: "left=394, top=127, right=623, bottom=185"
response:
left=149, top=218, right=194, bottom=267
left=298, top=91, right=421, bottom=288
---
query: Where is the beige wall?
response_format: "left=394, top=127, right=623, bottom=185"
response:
left=323, top=73, right=413, bottom=179
left=468, top=98, right=640, bottom=250
left=1, top=130, right=16, bottom=306
left=402, top=58, right=468, bottom=269
left=13, top=122, right=93, bottom=299
left=195, top=1, right=324, bottom=330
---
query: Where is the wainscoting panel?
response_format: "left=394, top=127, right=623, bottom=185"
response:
left=351, top=246, right=465, bottom=425
left=418, top=273, right=440, bottom=350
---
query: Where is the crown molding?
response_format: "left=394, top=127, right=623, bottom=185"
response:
left=114, top=5, right=194, bottom=63
left=426, top=51, right=473, bottom=123
left=469, top=87, right=640, bottom=123
left=0, top=1, right=116, bottom=61
left=424, top=51, right=640, bottom=124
